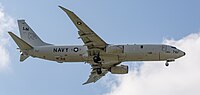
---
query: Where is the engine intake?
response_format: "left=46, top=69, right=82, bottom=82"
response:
left=110, top=65, right=128, bottom=74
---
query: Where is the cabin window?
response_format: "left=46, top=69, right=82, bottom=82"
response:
left=140, top=45, right=143, bottom=49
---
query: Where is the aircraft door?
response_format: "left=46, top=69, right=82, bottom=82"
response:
left=162, top=45, right=167, bottom=51
left=160, top=45, right=171, bottom=60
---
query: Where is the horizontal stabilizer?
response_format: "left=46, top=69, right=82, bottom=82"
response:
left=8, top=32, right=33, bottom=50
left=20, top=53, right=29, bottom=62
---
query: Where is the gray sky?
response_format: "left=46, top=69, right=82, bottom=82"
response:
left=0, top=0, right=200, bottom=95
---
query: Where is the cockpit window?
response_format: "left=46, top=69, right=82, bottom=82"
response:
left=171, top=46, right=177, bottom=49
left=173, top=50, right=179, bottom=54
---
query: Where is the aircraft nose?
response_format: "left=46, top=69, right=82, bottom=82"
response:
left=183, top=52, right=186, bottom=56
left=181, top=51, right=186, bottom=57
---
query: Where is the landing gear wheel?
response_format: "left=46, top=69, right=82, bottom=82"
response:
left=96, top=68, right=102, bottom=75
left=165, top=62, right=169, bottom=67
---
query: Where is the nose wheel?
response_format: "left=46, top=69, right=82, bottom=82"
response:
left=165, top=62, right=169, bottom=66
left=165, top=59, right=175, bottom=67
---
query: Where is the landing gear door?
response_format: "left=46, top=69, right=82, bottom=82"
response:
left=160, top=45, right=168, bottom=60
left=162, top=45, right=167, bottom=51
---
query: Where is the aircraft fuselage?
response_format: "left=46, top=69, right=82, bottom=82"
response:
left=26, top=44, right=185, bottom=65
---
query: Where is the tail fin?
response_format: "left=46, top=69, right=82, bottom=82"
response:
left=18, top=20, right=50, bottom=46
left=8, top=32, right=32, bottom=62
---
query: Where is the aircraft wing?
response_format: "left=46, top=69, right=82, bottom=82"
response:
left=83, top=61, right=121, bottom=85
left=59, top=6, right=107, bottom=49
left=83, top=68, right=108, bottom=85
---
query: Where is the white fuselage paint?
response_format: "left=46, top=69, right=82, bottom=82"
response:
left=26, top=44, right=185, bottom=65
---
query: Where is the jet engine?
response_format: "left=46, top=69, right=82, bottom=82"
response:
left=110, top=65, right=128, bottom=74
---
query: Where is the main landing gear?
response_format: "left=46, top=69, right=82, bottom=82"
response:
left=93, top=53, right=102, bottom=74
left=93, top=53, right=101, bottom=63
left=96, top=68, right=102, bottom=74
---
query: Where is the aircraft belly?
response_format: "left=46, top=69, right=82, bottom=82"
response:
left=65, top=55, right=85, bottom=62
left=33, top=50, right=85, bottom=62
left=49, top=54, right=84, bottom=62
left=124, top=52, right=160, bottom=61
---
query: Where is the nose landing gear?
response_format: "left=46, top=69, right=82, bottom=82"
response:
left=165, top=62, right=169, bottom=66
left=165, top=59, right=175, bottom=67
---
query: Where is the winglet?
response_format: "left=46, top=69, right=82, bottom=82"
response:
left=82, top=82, right=91, bottom=85
left=82, top=79, right=95, bottom=85
left=58, top=5, right=73, bottom=14
left=82, top=82, right=88, bottom=85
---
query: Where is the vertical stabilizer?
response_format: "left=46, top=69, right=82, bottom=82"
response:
left=18, top=20, right=50, bottom=46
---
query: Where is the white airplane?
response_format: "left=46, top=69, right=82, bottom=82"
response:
left=8, top=6, right=185, bottom=85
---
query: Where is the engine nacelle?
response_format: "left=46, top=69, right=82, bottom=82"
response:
left=110, top=65, right=128, bottom=74
left=106, top=45, right=124, bottom=54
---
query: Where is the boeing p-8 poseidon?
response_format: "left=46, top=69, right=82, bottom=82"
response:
left=8, top=6, right=185, bottom=85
